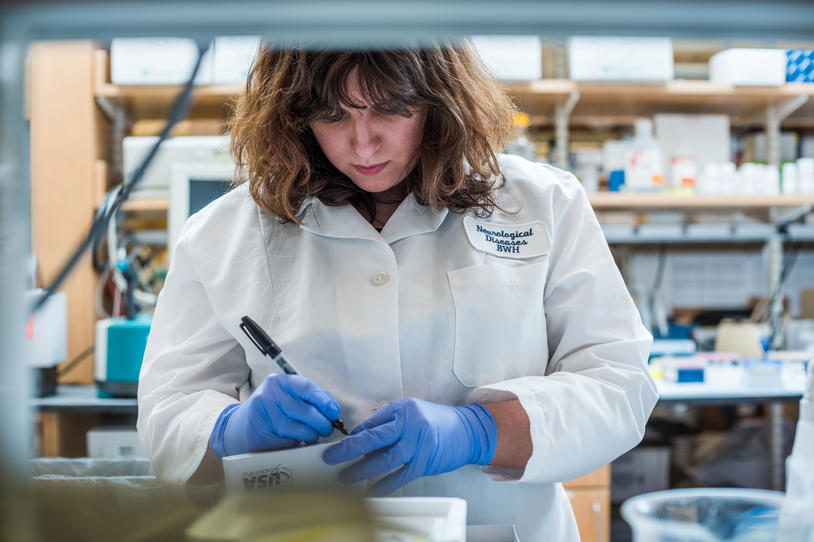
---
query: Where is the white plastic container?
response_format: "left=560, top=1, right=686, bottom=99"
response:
left=798, top=158, right=814, bottom=194
left=624, top=119, right=664, bottom=191
left=622, top=488, right=812, bottom=541
left=783, top=163, right=799, bottom=195
left=709, top=48, right=788, bottom=86
left=367, top=497, right=467, bottom=542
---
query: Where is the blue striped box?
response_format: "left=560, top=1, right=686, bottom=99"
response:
left=787, top=49, right=814, bottom=82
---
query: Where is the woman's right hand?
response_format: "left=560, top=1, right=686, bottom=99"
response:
left=209, top=373, right=341, bottom=458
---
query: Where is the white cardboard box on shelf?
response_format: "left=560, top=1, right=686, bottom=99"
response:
left=568, top=36, right=674, bottom=82
left=470, top=35, right=542, bottom=81
left=212, top=36, right=261, bottom=85
left=709, top=48, right=787, bottom=86
left=111, top=38, right=214, bottom=85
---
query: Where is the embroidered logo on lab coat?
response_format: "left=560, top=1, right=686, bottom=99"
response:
left=463, top=216, right=550, bottom=259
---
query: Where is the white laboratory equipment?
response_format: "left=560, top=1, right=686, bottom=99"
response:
left=622, top=487, right=812, bottom=541
left=24, top=289, right=67, bottom=397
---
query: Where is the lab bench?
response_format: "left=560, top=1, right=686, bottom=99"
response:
left=31, top=385, right=137, bottom=457
left=29, top=384, right=610, bottom=542
left=30, top=380, right=806, bottom=542
left=656, top=379, right=806, bottom=492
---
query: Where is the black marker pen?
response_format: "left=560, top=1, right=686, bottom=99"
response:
left=239, top=315, right=348, bottom=435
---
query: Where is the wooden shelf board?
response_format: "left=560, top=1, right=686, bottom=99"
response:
left=120, top=197, right=169, bottom=212
left=509, top=79, right=814, bottom=127
left=511, top=80, right=814, bottom=100
left=112, top=194, right=814, bottom=213
left=95, top=82, right=242, bottom=101
left=590, top=193, right=814, bottom=210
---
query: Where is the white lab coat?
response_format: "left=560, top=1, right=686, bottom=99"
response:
left=138, top=154, right=658, bottom=542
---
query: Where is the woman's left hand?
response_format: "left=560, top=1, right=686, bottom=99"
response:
left=322, top=397, right=497, bottom=496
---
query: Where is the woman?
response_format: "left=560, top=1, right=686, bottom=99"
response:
left=138, top=40, right=658, bottom=541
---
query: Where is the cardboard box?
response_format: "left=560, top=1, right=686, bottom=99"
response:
left=111, top=38, right=214, bottom=85
left=223, top=442, right=351, bottom=493
left=709, top=48, right=787, bottom=86
left=470, top=35, right=542, bottom=81
left=212, top=36, right=261, bottom=85
left=611, top=447, right=670, bottom=504
left=568, top=37, right=673, bottom=82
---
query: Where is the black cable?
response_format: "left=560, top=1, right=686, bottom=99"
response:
left=767, top=233, right=800, bottom=310
left=766, top=233, right=802, bottom=348
left=91, top=189, right=116, bottom=272
left=31, top=42, right=210, bottom=316
left=56, top=345, right=95, bottom=377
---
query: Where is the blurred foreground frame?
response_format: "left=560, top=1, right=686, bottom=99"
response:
left=34, top=478, right=372, bottom=542
left=2, top=1, right=814, bottom=541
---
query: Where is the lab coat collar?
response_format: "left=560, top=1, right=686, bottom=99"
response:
left=297, top=193, right=448, bottom=243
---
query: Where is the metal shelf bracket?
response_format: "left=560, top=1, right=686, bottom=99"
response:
left=554, top=90, right=580, bottom=170
left=759, top=95, right=809, bottom=166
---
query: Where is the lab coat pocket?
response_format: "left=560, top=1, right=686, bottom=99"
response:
left=447, top=263, right=548, bottom=388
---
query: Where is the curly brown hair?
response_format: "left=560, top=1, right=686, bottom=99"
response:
left=229, top=40, right=516, bottom=223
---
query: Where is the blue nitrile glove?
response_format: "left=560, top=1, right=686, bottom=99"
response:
left=322, top=397, right=497, bottom=496
left=209, top=373, right=341, bottom=458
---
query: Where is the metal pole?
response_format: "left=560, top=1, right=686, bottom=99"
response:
left=554, top=91, right=579, bottom=170
left=765, top=105, right=780, bottom=168
left=769, top=402, right=785, bottom=491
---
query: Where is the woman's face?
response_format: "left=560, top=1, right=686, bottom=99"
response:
left=308, top=71, right=426, bottom=194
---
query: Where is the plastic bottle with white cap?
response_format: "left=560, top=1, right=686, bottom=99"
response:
left=624, top=118, right=664, bottom=192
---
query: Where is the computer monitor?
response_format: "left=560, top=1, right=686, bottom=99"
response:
left=168, top=162, right=235, bottom=261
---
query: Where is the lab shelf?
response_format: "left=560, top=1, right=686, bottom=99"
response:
left=92, top=46, right=814, bottom=127
left=656, top=381, right=804, bottom=406
left=508, top=79, right=814, bottom=127
left=589, top=193, right=814, bottom=211
left=119, top=197, right=170, bottom=212
left=31, top=385, right=138, bottom=413
left=116, top=194, right=814, bottom=215
left=602, top=223, right=814, bottom=244
left=93, top=50, right=242, bottom=119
